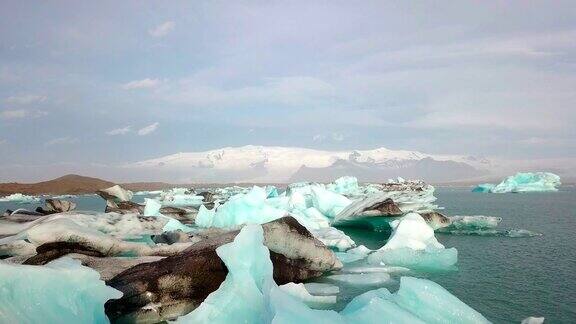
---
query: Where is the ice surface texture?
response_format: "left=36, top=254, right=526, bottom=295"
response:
left=0, top=257, right=122, bottom=323
left=473, top=172, right=561, bottom=193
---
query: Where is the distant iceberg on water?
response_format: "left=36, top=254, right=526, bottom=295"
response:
left=473, top=172, right=561, bottom=193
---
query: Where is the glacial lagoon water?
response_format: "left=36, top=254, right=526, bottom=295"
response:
left=1, top=187, right=575, bottom=323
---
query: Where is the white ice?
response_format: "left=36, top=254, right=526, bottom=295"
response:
left=0, top=193, right=41, bottom=204
left=368, top=213, right=457, bottom=270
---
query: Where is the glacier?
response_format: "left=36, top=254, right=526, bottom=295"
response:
left=473, top=172, right=561, bottom=193
left=0, top=257, right=122, bottom=323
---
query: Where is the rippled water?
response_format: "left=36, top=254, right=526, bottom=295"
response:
left=345, top=187, right=576, bottom=323
left=1, top=187, right=575, bottom=323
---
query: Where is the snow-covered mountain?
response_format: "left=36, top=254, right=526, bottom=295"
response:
left=126, top=145, right=492, bottom=183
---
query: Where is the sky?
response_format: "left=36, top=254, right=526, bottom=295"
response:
left=1, top=1, right=575, bottom=181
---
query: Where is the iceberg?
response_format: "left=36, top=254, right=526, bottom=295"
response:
left=143, top=198, right=195, bottom=233
left=175, top=224, right=273, bottom=323
left=473, top=172, right=561, bottom=193
left=158, top=187, right=204, bottom=207
left=0, top=257, right=122, bottom=323
left=195, top=186, right=287, bottom=228
left=175, top=224, right=485, bottom=324
left=326, top=176, right=360, bottom=196
left=311, top=186, right=352, bottom=218
left=278, top=282, right=337, bottom=308
left=327, top=272, right=391, bottom=286
left=521, top=317, right=545, bottom=324
left=368, top=213, right=457, bottom=270
left=0, top=193, right=41, bottom=204
left=0, top=214, right=193, bottom=257
left=341, top=277, right=490, bottom=324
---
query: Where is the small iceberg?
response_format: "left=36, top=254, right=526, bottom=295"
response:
left=473, top=172, right=561, bottom=193
left=368, top=213, right=458, bottom=271
left=0, top=193, right=41, bottom=204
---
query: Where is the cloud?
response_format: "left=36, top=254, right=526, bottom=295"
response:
left=160, top=76, right=336, bottom=108
left=149, top=21, right=175, bottom=38
left=45, top=137, right=79, bottom=146
left=5, top=94, right=47, bottom=105
left=106, top=126, right=131, bottom=135
left=0, top=139, right=6, bottom=145
left=137, top=122, right=159, bottom=136
left=122, top=78, right=162, bottom=90
left=0, top=109, right=47, bottom=119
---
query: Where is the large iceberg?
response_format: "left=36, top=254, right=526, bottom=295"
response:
left=473, top=172, right=561, bottom=193
left=0, top=257, right=122, bottom=323
left=175, top=224, right=273, bottom=323
left=368, top=213, right=458, bottom=270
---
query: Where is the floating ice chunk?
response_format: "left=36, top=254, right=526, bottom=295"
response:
left=52, top=194, right=76, bottom=199
left=326, top=176, right=360, bottom=196
left=268, top=285, right=345, bottom=324
left=195, top=186, right=287, bottom=229
left=144, top=198, right=194, bottom=233
left=448, top=215, right=502, bottom=229
left=310, top=186, right=352, bottom=218
left=335, top=245, right=372, bottom=263
left=385, top=213, right=444, bottom=250
left=391, top=277, right=490, bottom=323
left=341, top=277, right=490, bottom=323
left=0, top=257, right=122, bottom=323
left=0, top=214, right=192, bottom=257
left=265, top=185, right=279, bottom=198
left=521, top=316, right=545, bottom=324
left=472, top=184, right=496, bottom=193
left=176, top=225, right=273, bottom=323
left=279, top=283, right=337, bottom=308
left=310, top=227, right=355, bottom=251
left=303, top=283, right=340, bottom=296
left=98, top=185, right=133, bottom=202
left=327, top=272, right=391, bottom=286
left=473, top=172, right=561, bottom=193
left=157, top=187, right=204, bottom=207
left=0, top=193, right=41, bottom=204
left=341, top=288, right=426, bottom=324
left=368, top=213, right=457, bottom=270
left=133, top=190, right=163, bottom=196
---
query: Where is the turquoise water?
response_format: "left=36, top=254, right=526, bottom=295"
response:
left=1, top=188, right=575, bottom=323
left=344, top=187, right=576, bottom=323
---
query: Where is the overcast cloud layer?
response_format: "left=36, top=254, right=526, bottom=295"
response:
left=1, top=1, right=575, bottom=181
